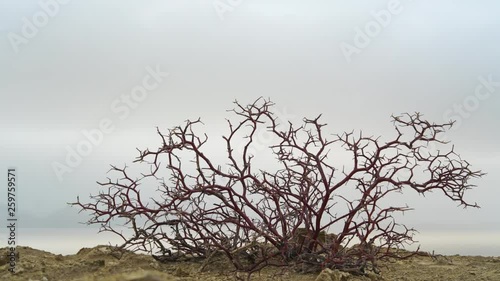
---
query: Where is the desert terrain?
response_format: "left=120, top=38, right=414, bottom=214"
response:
left=1, top=245, right=500, bottom=281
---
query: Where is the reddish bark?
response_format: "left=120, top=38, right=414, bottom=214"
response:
left=72, top=98, right=483, bottom=275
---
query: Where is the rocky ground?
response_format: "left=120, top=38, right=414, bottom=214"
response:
left=1, top=245, right=499, bottom=281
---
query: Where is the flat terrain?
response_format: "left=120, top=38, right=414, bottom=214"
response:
left=1, top=245, right=499, bottom=281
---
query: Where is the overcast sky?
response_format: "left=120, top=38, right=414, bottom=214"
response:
left=1, top=0, right=499, bottom=254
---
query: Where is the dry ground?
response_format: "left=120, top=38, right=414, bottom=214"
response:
left=1, top=245, right=499, bottom=281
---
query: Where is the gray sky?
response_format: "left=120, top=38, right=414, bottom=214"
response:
left=1, top=0, right=499, bottom=254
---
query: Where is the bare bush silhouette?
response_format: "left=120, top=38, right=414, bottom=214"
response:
left=72, top=98, right=483, bottom=278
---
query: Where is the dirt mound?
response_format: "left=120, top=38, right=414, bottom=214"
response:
left=0, top=246, right=499, bottom=280
left=0, top=245, right=160, bottom=281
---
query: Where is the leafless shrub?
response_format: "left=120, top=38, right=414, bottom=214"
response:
left=72, top=97, right=484, bottom=277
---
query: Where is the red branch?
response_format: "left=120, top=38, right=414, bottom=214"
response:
left=72, top=98, right=484, bottom=275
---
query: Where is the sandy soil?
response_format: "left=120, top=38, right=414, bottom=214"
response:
left=1, top=245, right=499, bottom=281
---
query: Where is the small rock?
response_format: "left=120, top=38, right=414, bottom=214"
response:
left=149, top=261, right=160, bottom=269
left=315, top=268, right=350, bottom=281
left=98, top=246, right=111, bottom=254
left=366, top=272, right=385, bottom=280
